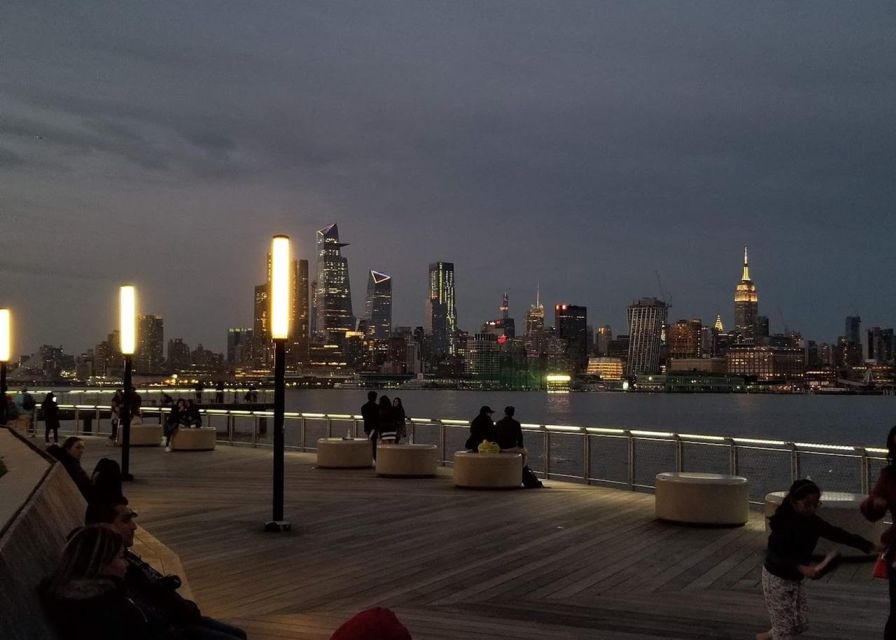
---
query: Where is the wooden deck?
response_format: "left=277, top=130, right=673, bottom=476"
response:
left=80, top=440, right=888, bottom=639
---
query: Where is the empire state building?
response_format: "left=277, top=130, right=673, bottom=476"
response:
left=733, top=247, right=759, bottom=341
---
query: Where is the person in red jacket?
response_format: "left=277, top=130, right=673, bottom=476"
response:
left=862, top=425, right=896, bottom=639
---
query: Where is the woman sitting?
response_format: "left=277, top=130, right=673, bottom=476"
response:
left=41, top=526, right=166, bottom=640
left=47, top=437, right=92, bottom=500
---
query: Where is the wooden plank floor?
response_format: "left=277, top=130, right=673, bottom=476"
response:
left=80, top=440, right=888, bottom=639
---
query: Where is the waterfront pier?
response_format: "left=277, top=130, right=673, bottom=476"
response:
left=68, top=440, right=887, bottom=639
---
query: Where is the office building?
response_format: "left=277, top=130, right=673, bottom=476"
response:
left=136, top=314, right=164, bottom=373
left=426, top=262, right=457, bottom=360
left=314, top=223, right=355, bottom=344
left=843, top=316, right=862, bottom=366
left=525, top=287, right=545, bottom=336
left=626, top=297, right=668, bottom=376
left=227, top=328, right=251, bottom=365
left=667, top=319, right=701, bottom=359
left=733, top=247, right=759, bottom=341
left=167, top=338, right=191, bottom=372
left=364, top=270, right=392, bottom=340
left=555, top=304, right=588, bottom=373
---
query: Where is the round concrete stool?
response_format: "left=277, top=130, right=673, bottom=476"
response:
left=170, top=427, right=217, bottom=451
left=317, top=437, right=372, bottom=469
left=116, top=423, right=163, bottom=447
left=655, top=472, right=749, bottom=525
left=376, top=444, right=439, bottom=477
left=453, top=451, right=522, bottom=489
left=764, top=491, right=884, bottom=554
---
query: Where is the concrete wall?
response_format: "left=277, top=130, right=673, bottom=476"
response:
left=0, top=429, right=86, bottom=640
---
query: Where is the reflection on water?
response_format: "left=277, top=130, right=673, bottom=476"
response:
left=285, top=389, right=896, bottom=447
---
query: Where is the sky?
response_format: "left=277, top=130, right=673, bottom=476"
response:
left=2, top=2, right=895, bottom=356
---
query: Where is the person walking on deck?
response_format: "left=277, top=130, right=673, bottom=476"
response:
left=758, top=478, right=878, bottom=640
left=361, top=391, right=379, bottom=460
left=109, top=389, right=124, bottom=442
left=41, top=391, right=60, bottom=443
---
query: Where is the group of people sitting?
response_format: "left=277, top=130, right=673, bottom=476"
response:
left=465, top=405, right=544, bottom=489
left=163, top=399, right=203, bottom=451
left=40, top=437, right=248, bottom=639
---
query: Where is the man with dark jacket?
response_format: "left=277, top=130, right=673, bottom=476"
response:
left=495, top=406, right=523, bottom=451
left=465, top=406, right=496, bottom=451
left=86, top=502, right=247, bottom=639
left=361, top=391, right=379, bottom=459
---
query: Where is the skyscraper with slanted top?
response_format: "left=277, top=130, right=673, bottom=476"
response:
left=314, top=223, right=355, bottom=344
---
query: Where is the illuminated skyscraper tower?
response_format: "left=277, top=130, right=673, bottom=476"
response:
left=314, top=223, right=355, bottom=344
left=626, top=297, right=668, bottom=376
left=525, top=285, right=545, bottom=336
left=364, top=270, right=392, bottom=340
left=733, top=247, right=759, bottom=341
left=426, top=262, right=457, bottom=359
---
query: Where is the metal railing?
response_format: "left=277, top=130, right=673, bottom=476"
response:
left=21, top=404, right=888, bottom=503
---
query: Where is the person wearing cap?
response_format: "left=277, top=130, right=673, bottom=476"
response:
left=465, top=405, right=497, bottom=451
left=495, top=406, right=527, bottom=465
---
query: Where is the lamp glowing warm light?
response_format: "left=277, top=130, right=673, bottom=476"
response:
left=119, top=285, right=137, bottom=355
left=0, top=309, right=10, bottom=362
left=270, top=235, right=291, bottom=340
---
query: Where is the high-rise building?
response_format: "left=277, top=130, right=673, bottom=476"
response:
left=626, top=297, right=668, bottom=376
left=867, top=327, right=894, bottom=363
left=364, top=270, right=392, bottom=340
left=843, top=316, right=862, bottom=366
left=525, top=286, right=545, bottom=336
left=595, top=325, right=613, bottom=356
left=293, top=259, right=310, bottom=364
left=227, top=328, right=251, bottom=364
left=314, top=223, right=355, bottom=344
left=167, top=338, right=191, bottom=371
left=734, top=247, right=759, bottom=341
left=426, top=262, right=457, bottom=360
left=668, top=319, right=701, bottom=359
left=136, top=315, right=164, bottom=373
left=555, top=304, right=587, bottom=373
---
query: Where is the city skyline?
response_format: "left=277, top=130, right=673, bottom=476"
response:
left=3, top=4, right=895, bottom=355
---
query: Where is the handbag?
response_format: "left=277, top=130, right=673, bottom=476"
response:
left=873, top=551, right=889, bottom=580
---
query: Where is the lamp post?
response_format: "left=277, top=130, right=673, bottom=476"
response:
left=119, top=286, right=137, bottom=481
left=265, top=235, right=292, bottom=532
left=0, top=309, right=10, bottom=427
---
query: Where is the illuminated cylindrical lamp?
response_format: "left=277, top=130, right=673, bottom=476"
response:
left=119, top=285, right=137, bottom=480
left=0, top=309, right=10, bottom=427
left=266, top=235, right=292, bottom=532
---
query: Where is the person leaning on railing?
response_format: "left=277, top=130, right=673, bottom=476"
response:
left=861, top=424, right=896, bottom=639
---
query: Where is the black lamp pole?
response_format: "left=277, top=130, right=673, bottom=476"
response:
left=121, top=355, right=133, bottom=481
left=265, top=338, right=290, bottom=531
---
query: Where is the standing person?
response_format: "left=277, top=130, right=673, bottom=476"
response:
left=362, top=391, right=379, bottom=459
left=215, top=380, right=225, bottom=404
left=41, top=391, right=60, bottom=444
left=861, top=424, right=896, bottom=639
left=47, top=437, right=92, bottom=500
left=465, top=406, right=496, bottom=451
left=130, top=386, right=143, bottom=423
left=17, top=387, right=36, bottom=434
left=109, top=389, right=124, bottom=442
left=757, top=479, right=878, bottom=640
left=377, top=395, right=397, bottom=445
left=392, top=397, right=408, bottom=443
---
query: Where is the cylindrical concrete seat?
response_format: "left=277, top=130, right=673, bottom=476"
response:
left=655, top=472, right=749, bottom=525
left=117, top=424, right=163, bottom=447
left=453, top=451, right=522, bottom=489
left=376, top=444, right=439, bottom=477
left=317, top=438, right=372, bottom=469
left=170, top=427, right=216, bottom=451
left=765, top=491, right=884, bottom=554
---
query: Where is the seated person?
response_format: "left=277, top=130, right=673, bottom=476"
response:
left=40, top=526, right=159, bottom=640
left=86, top=501, right=247, bottom=639
left=164, top=399, right=185, bottom=450
left=464, top=406, right=496, bottom=452
left=184, top=400, right=202, bottom=428
left=494, top=406, right=527, bottom=465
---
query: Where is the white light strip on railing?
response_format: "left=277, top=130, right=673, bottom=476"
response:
left=545, top=424, right=584, bottom=432
left=867, top=447, right=889, bottom=454
left=302, top=413, right=326, bottom=418
left=253, top=411, right=274, bottom=417
left=585, top=427, right=626, bottom=435
left=229, top=410, right=254, bottom=415
left=410, top=418, right=432, bottom=423
left=75, top=404, right=97, bottom=409
left=441, top=419, right=468, bottom=425
left=679, top=434, right=727, bottom=442
left=285, top=412, right=301, bottom=418
left=793, top=442, right=858, bottom=451
left=327, top=414, right=353, bottom=419
left=521, top=423, right=541, bottom=429
left=732, top=437, right=788, bottom=446
left=204, top=409, right=230, bottom=415
left=630, top=429, right=674, bottom=438
left=352, top=415, right=363, bottom=420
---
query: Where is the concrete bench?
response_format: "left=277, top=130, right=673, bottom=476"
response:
left=170, top=427, right=216, bottom=451
left=376, top=444, right=439, bottom=477
left=453, top=451, right=522, bottom=489
left=317, top=437, right=372, bottom=469
left=655, top=472, right=749, bottom=526
left=116, top=423, right=163, bottom=447
left=764, top=491, right=885, bottom=555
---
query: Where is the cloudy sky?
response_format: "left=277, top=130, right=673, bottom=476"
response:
left=3, top=2, right=895, bottom=355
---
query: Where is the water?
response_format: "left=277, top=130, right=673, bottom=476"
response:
left=285, top=389, right=896, bottom=448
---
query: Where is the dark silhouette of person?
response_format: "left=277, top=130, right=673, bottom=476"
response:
left=41, top=391, right=60, bottom=444
left=465, top=406, right=496, bottom=451
left=90, top=458, right=128, bottom=506
left=377, top=395, right=397, bottom=445
left=361, top=391, right=379, bottom=459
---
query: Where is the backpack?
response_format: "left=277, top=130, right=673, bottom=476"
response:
left=522, top=465, right=544, bottom=489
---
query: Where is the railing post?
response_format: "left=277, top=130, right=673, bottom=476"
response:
left=787, top=442, right=800, bottom=482
left=673, top=434, right=683, bottom=472
left=440, top=422, right=447, bottom=465
left=300, top=417, right=306, bottom=451
left=74, top=407, right=80, bottom=435
left=227, top=413, right=234, bottom=444
left=625, top=430, right=635, bottom=490
left=326, top=417, right=333, bottom=438
left=543, top=428, right=551, bottom=479
left=726, top=437, right=738, bottom=475
left=252, top=415, right=259, bottom=447
left=858, top=447, right=870, bottom=494
left=583, top=429, right=591, bottom=485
